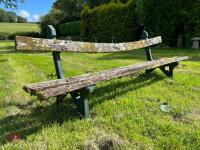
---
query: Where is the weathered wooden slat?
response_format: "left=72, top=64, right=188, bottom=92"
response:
left=24, top=56, right=188, bottom=99
left=15, top=36, right=162, bottom=53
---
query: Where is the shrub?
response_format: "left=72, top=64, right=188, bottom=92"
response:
left=58, top=21, right=80, bottom=36
left=81, top=0, right=140, bottom=43
left=0, top=31, right=40, bottom=40
left=8, top=32, right=40, bottom=40
left=0, top=33, right=8, bottom=40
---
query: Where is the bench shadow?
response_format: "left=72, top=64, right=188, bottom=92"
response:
left=0, top=72, right=164, bottom=145
left=0, top=98, right=80, bottom=145
left=0, top=50, right=51, bottom=55
left=90, top=72, right=164, bottom=108
left=0, top=50, right=20, bottom=54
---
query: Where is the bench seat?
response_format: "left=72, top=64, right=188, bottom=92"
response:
left=24, top=56, right=188, bottom=100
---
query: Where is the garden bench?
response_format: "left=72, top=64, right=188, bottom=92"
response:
left=15, top=25, right=188, bottom=118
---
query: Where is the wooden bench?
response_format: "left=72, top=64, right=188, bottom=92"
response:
left=15, top=25, right=188, bottom=118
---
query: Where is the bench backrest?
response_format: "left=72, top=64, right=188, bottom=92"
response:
left=15, top=25, right=161, bottom=80
left=16, top=36, right=162, bottom=53
left=15, top=25, right=162, bottom=53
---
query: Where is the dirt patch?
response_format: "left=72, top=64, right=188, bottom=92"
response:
left=187, top=110, right=200, bottom=121
left=84, top=128, right=129, bottom=150
left=97, top=134, right=125, bottom=150
left=172, top=110, right=200, bottom=124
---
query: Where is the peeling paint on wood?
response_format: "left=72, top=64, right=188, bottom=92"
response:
left=15, top=36, right=162, bottom=53
left=24, top=56, right=188, bottom=99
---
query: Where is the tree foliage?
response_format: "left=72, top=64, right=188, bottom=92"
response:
left=17, top=16, right=27, bottom=23
left=86, top=0, right=129, bottom=8
left=40, top=8, right=63, bottom=37
left=0, top=9, right=17, bottom=22
left=53, top=0, right=85, bottom=22
left=0, top=0, right=24, bottom=8
left=141, top=0, right=200, bottom=46
left=0, top=8, right=28, bottom=23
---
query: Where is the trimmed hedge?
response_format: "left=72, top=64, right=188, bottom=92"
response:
left=58, top=21, right=80, bottom=36
left=0, top=32, right=8, bottom=40
left=8, top=32, right=40, bottom=40
left=0, top=32, right=40, bottom=40
left=81, top=0, right=140, bottom=43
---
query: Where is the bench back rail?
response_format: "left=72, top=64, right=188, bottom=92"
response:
left=15, top=36, right=162, bottom=53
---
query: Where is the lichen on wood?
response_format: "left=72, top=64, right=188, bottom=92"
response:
left=15, top=36, right=162, bottom=53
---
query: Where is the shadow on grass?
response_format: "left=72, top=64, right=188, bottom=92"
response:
left=0, top=50, right=51, bottom=55
left=0, top=46, right=14, bottom=50
left=90, top=73, right=164, bottom=107
left=0, top=99, right=80, bottom=145
left=0, top=50, right=19, bottom=54
left=0, top=72, right=164, bottom=145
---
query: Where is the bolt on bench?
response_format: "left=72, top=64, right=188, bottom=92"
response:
left=15, top=25, right=188, bottom=118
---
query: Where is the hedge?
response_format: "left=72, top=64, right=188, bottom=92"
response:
left=58, top=21, right=80, bottom=36
left=81, top=0, right=140, bottom=43
left=0, top=32, right=40, bottom=40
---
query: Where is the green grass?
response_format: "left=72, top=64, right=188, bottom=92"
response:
left=0, top=41, right=200, bottom=149
left=0, top=41, right=14, bottom=51
left=0, top=23, right=39, bottom=34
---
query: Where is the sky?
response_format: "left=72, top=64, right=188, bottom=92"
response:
left=0, top=0, right=55, bottom=22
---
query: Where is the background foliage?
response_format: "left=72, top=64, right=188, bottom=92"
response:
left=0, top=9, right=27, bottom=23
left=86, top=0, right=129, bottom=8
left=140, top=0, right=200, bottom=47
left=40, top=8, right=63, bottom=37
left=58, top=21, right=80, bottom=37
left=0, top=0, right=24, bottom=8
left=53, top=0, right=84, bottom=22
left=81, top=0, right=140, bottom=42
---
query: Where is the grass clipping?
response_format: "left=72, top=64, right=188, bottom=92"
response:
left=85, top=129, right=129, bottom=150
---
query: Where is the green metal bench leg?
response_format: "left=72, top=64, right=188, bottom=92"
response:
left=159, top=62, right=179, bottom=78
left=74, top=86, right=95, bottom=118
left=141, top=29, right=155, bottom=74
left=47, top=25, right=67, bottom=105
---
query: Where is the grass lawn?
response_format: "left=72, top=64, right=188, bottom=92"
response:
left=0, top=23, right=39, bottom=34
left=0, top=41, right=200, bottom=149
left=0, top=41, right=14, bottom=51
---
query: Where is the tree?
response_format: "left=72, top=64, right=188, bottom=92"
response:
left=40, top=8, right=63, bottom=37
left=17, top=16, right=27, bottom=23
left=0, top=9, right=17, bottom=22
left=0, top=9, right=7, bottom=22
left=86, top=0, right=129, bottom=8
left=140, top=0, right=200, bottom=47
left=53, top=0, right=85, bottom=22
left=7, top=11, right=17, bottom=22
left=0, top=0, right=24, bottom=8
